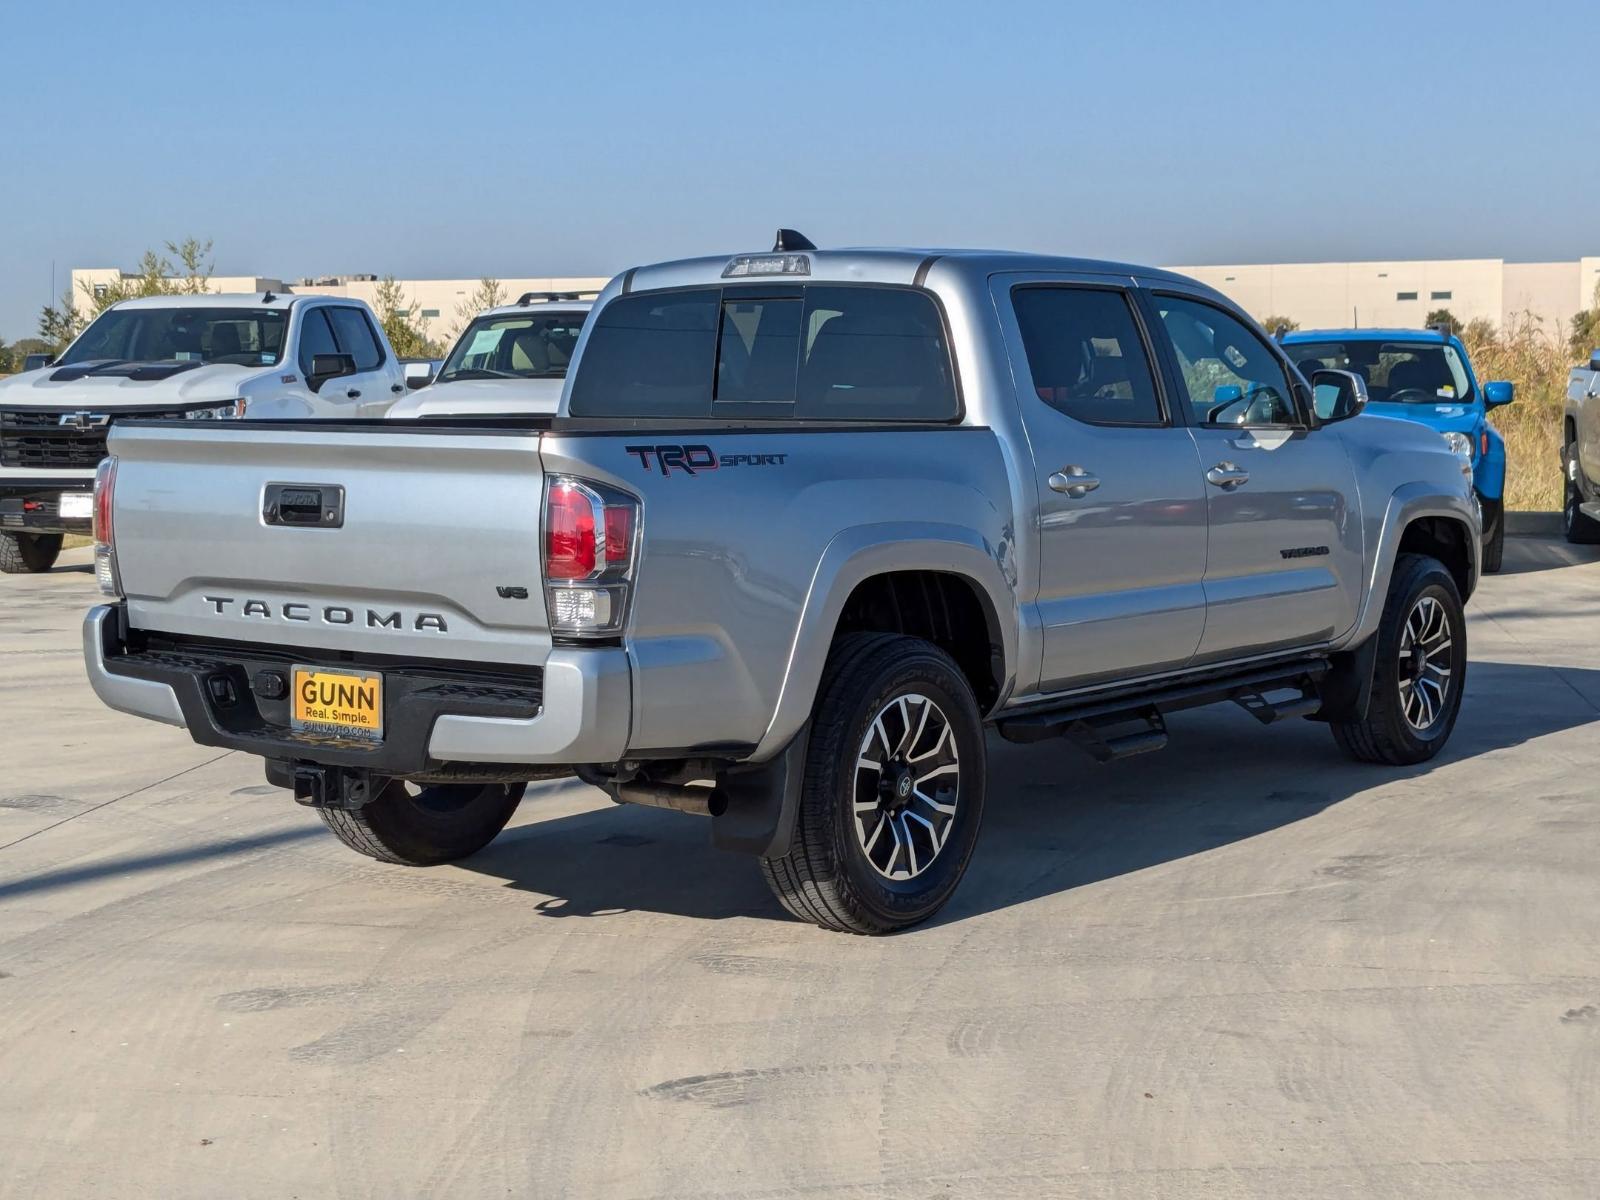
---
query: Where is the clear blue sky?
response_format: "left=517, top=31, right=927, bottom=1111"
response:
left=3, top=0, right=1594, bottom=340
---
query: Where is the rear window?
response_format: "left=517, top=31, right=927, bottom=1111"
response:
left=568, top=285, right=958, bottom=421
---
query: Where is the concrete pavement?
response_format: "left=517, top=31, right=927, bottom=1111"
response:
left=2, top=539, right=1598, bottom=1199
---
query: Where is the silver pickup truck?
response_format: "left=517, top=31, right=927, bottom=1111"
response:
left=82, top=237, right=1480, bottom=934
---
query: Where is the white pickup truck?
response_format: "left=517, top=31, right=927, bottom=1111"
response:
left=0, top=293, right=404, bottom=573
left=386, top=293, right=593, bottom=419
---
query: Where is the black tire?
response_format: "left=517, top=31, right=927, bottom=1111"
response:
left=760, top=633, right=986, bottom=935
left=0, top=532, right=63, bottom=574
left=1480, top=497, right=1504, bottom=574
left=1563, top=446, right=1600, bottom=544
left=1331, top=553, right=1466, bottom=766
left=317, top=780, right=525, bottom=865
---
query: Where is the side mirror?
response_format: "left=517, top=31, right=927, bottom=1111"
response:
left=307, top=352, right=356, bottom=392
left=22, top=353, right=53, bottom=372
left=404, top=360, right=437, bottom=390
left=1590, top=349, right=1600, bottom=372
left=1483, top=380, right=1514, bottom=407
left=1311, top=369, right=1368, bottom=424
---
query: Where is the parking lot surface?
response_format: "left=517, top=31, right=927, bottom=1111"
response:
left=2, top=535, right=1598, bottom=1199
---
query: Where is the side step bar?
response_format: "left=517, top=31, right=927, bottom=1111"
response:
left=997, top=656, right=1329, bottom=762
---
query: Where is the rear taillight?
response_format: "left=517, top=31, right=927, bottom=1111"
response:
left=1480, top=430, right=1489, bottom=457
left=542, top=476, right=640, bottom=637
left=93, top=456, right=122, bottom=597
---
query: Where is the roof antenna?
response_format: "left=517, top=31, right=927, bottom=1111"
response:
left=772, top=229, right=816, bottom=252
left=262, top=290, right=276, bottom=303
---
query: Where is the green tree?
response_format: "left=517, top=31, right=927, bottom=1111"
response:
left=38, top=287, right=85, bottom=352
left=79, top=237, right=215, bottom=316
left=1258, top=314, right=1298, bottom=336
left=372, top=275, right=442, bottom=358
left=1426, top=308, right=1460, bottom=333
left=451, top=277, right=505, bottom=340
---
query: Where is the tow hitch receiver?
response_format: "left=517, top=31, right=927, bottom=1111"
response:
left=291, top=763, right=375, bottom=810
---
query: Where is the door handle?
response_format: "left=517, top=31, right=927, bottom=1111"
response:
left=346, top=388, right=361, bottom=399
left=1206, top=462, right=1250, bottom=490
left=1048, top=466, right=1101, bottom=498
left=391, top=384, right=404, bottom=394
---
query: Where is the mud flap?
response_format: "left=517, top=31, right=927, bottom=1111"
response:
left=1307, top=636, right=1379, bottom=723
left=710, top=722, right=810, bottom=858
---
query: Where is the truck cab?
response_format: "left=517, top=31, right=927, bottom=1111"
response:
left=386, top=293, right=593, bottom=419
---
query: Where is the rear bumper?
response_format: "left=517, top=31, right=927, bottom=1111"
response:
left=82, top=604, right=631, bottom=772
left=0, top=483, right=93, bottom=535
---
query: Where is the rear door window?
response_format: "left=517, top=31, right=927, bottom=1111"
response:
left=1011, top=286, right=1164, bottom=425
left=569, top=285, right=958, bottom=421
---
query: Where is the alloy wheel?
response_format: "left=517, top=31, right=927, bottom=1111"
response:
left=1398, top=595, right=1454, bottom=732
left=852, top=694, right=960, bottom=880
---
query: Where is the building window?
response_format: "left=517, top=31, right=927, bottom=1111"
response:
left=1430, top=291, right=1451, bottom=301
left=1397, top=291, right=1418, bottom=301
left=421, top=308, right=440, bottom=319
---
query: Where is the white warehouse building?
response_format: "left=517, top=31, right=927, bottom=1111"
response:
left=71, top=255, right=1600, bottom=341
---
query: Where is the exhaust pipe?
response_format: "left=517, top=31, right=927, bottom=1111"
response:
left=611, top=780, right=728, bottom=817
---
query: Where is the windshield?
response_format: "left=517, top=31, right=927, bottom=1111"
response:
left=60, top=306, right=287, bottom=366
left=1288, top=340, right=1472, bottom=404
left=438, top=311, right=588, bottom=382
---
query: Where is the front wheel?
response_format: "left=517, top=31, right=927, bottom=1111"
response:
left=760, top=633, right=986, bottom=934
left=1331, top=553, right=1466, bottom=766
left=0, top=532, right=63, bottom=574
left=1564, top=447, right=1600, bottom=545
left=317, top=780, right=525, bottom=865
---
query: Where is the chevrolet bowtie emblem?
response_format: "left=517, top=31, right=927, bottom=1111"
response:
left=58, top=411, right=111, bottom=431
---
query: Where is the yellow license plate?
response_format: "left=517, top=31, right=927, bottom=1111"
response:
left=291, top=667, right=384, bottom=742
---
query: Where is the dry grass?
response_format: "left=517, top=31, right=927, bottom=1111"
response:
left=1460, top=314, right=1571, bottom=511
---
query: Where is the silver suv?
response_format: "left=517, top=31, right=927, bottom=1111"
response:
left=83, top=233, right=1479, bottom=933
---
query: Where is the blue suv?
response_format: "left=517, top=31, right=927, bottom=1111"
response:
left=1280, top=326, right=1514, bottom=571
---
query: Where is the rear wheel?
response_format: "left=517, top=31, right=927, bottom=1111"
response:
left=0, top=532, right=63, bottom=574
left=1331, top=553, right=1466, bottom=766
left=318, top=780, right=525, bottom=865
left=760, top=633, right=986, bottom=935
left=1563, top=446, right=1600, bottom=544
left=1480, top=496, right=1504, bottom=573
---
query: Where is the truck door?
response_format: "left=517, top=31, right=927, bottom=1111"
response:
left=1142, top=289, right=1363, bottom=661
left=325, top=306, right=401, bottom=417
left=994, top=276, right=1209, bottom=690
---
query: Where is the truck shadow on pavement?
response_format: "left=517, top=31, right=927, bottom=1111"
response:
left=461, top=660, right=1600, bottom=930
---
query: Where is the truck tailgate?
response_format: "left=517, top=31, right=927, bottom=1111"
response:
left=109, top=422, right=550, bottom=666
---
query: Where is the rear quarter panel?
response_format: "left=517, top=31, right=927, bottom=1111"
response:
left=540, top=428, right=1018, bottom=756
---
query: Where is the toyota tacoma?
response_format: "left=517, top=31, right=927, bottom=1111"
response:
left=81, top=235, right=1480, bottom=933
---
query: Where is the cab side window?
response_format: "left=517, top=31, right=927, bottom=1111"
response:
left=297, top=309, right=339, bottom=378
left=1155, top=296, right=1300, bottom=427
left=328, top=307, right=383, bottom=371
left=1012, top=286, right=1164, bottom=425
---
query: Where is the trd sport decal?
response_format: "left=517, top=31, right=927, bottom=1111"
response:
left=625, top=444, right=789, bottom=476
left=1279, top=545, right=1331, bottom=559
